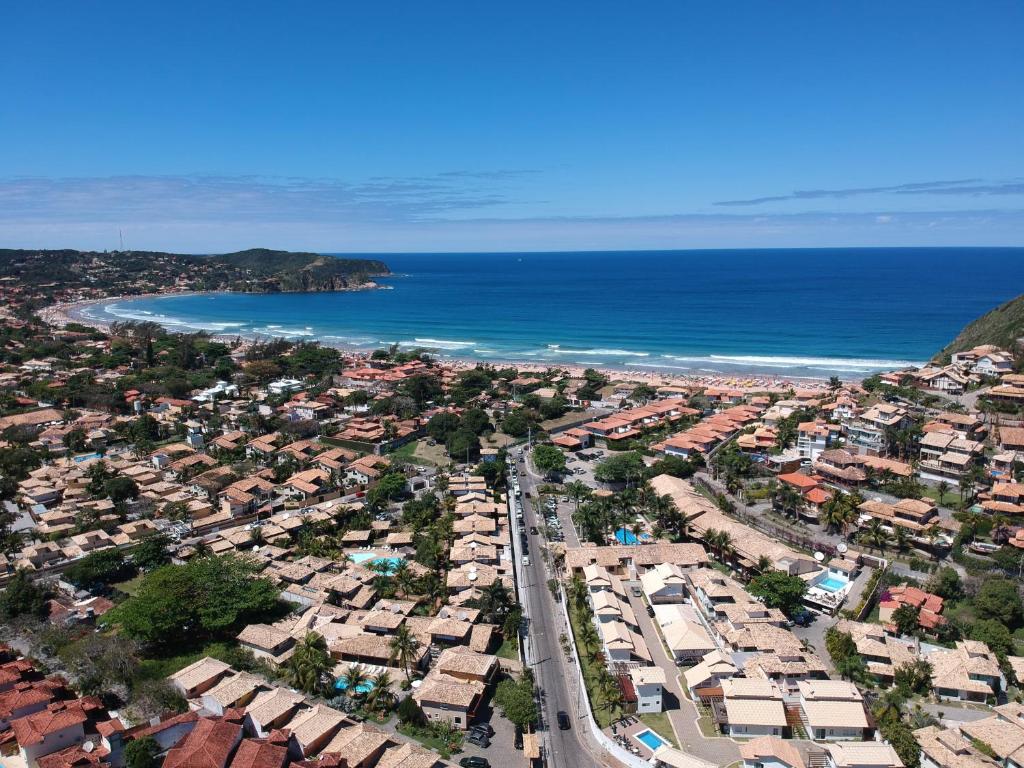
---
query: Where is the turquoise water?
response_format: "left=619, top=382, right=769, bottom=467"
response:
left=818, top=576, right=848, bottom=592
left=335, top=678, right=375, bottom=694
left=73, top=452, right=102, bottom=463
left=80, top=248, right=1024, bottom=378
left=348, top=552, right=403, bottom=573
left=635, top=729, right=668, bottom=750
left=615, top=528, right=639, bottom=545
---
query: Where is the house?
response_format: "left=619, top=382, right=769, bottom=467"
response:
left=433, top=646, right=497, bottom=684
left=640, top=562, right=688, bottom=603
left=825, top=742, right=904, bottom=768
left=959, top=702, right=1024, bottom=768
left=200, top=672, right=264, bottom=715
left=844, top=403, right=910, bottom=457
left=878, top=585, right=945, bottom=631
left=10, top=699, right=91, bottom=765
left=412, top=670, right=486, bottom=730
left=740, top=736, right=807, bottom=768
left=797, top=680, right=870, bottom=741
left=236, top=624, right=296, bottom=666
left=926, top=641, right=1003, bottom=702
left=858, top=498, right=939, bottom=536
left=660, top=614, right=716, bottom=665
left=242, top=687, right=305, bottom=738
left=683, top=650, right=739, bottom=696
left=720, top=678, right=787, bottom=738
left=914, top=725, right=998, bottom=768
left=797, top=420, right=843, bottom=462
left=286, top=703, right=345, bottom=757
left=162, top=715, right=244, bottom=768
left=628, top=666, right=665, bottom=713
left=168, top=656, right=232, bottom=699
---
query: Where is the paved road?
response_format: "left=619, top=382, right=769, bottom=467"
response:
left=512, top=457, right=624, bottom=768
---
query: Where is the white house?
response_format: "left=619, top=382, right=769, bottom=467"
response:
left=628, top=666, right=665, bottom=714
left=740, top=736, right=807, bottom=768
left=641, top=562, right=688, bottom=603
left=721, top=678, right=787, bottom=738
left=798, top=680, right=869, bottom=741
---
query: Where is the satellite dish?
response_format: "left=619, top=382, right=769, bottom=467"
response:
left=468, top=572, right=478, bottom=582
left=813, top=551, right=825, bottom=562
left=411, top=679, right=422, bottom=688
left=83, top=741, right=95, bottom=753
left=836, top=542, right=848, bottom=554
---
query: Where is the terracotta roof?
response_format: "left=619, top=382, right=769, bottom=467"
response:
left=163, top=716, right=244, bottom=768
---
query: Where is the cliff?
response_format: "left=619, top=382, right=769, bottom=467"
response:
left=939, top=293, right=1024, bottom=359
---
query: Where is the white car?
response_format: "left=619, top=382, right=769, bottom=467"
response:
left=521, top=556, right=531, bottom=566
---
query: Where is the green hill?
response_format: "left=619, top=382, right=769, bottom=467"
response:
left=939, top=293, right=1024, bottom=359
left=0, top=248, right=390, bottom=297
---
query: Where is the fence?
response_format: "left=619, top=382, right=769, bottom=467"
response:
left=556, top=584, right=663, bottom=768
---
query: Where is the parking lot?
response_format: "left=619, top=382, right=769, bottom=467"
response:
left=456, top=698, right=522, bottom=768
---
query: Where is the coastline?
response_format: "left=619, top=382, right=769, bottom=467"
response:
left=40, top=294, right=843, bottom=393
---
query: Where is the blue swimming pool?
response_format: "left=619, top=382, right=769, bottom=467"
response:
left=73, top=452, right=102, bottom=462
left=635, top=728, right=668, bottom=751
left=615, top=528, right=638, bottom=545
left=348, top=552, right=403, bottom=573
left=818, top=576, right=848, bottom=592
left=335, top=677, right=375, bottom=694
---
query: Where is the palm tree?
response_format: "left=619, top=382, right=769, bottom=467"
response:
left=756, top=555, right=773, bottom=573
left=340, top=663, right=370, bottom=701
left=565, top=480, right=591, bottom=513
left=392, top=560, right=416, bottom=598
left=861, top=519, right=891, bottom=553
left=577, top=619, right=600, bottom=656
left=937, top=480, right=950, bottom=507
left=365, top=670, right=396, bottom=713
left=286, top=632, right=331, bottom=696
left=596, top=667, right=623, bottom=716
left=892, top=525, right=911, bottom=555
left=568, top=574, right=588, bottom=612
left=389, top=625, right=420, bottom=682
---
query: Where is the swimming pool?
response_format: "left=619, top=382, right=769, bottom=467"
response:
left=615, top=528, right=638, bottom=545
left=73, top=452, right=102, bottom=462
left=818, top=576, right=848, bottom=592
left=634, top=728, right=668, bottom=751
left=335, top=677, right=375, bottom=694
left=348, top=551, right=403, bottom=573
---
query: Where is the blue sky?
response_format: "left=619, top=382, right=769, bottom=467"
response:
left=2, top=1, right=1022, bottom=252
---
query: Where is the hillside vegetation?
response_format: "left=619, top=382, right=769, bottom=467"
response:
left=939, top=293, right=1024, bottom=358
left=0, top=248, right=390, bottom=298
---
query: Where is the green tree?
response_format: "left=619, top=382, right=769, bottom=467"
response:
left=494, top=677, right=539, bottom=729
left=426, top=412, right=462, bottom=443
left=111, top=554, right=279, bottom=648
left=500, top=409, right=531, bottom=438
left=747, top=570, right=807, bottom=616
left=891, top=604, right=921, bottom=636
left=65, top=549, right=135, bottom=592
left=397, top=695, right=426, bottom=726
left=131, top=534, right=172, bottom=571
left=969, top=618, right=1014, bottom=658
left=532, top=444, right=566, bottom=477
left=594, top=451, right=645, bottom=485
left=389, top=624, right=421, bottom=682
left=893, top=660, right=933, bottom=697
left=975, top=578, right=1024, bottom=628
left=287, top=632, right=332, bottom=696
left=124, top=735, right=161, bottom=768
left=927, top=567, right=963, bottom=601
left=0, top=568, right=49, bottom=620
left=105, top=475, right=141, bottom=504
left=445, top=428, right=481, bottom=463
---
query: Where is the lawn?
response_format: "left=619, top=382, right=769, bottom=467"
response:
left=496, top=634, right=519, bottom=661
left=112, top=573, right=145, bottom=597
left=134, top=641, right=245, bottom=683
left=638, top=711, right=677, bottom=747
left=566, top=603, right=620, bottom=727
left=396, top=722, right=455, bottom=758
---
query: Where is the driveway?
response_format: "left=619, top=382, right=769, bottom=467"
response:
left=623, top=588, right=742, bottom=765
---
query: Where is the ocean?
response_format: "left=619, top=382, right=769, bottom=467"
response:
left=79, top=248, right=1024, bottom=379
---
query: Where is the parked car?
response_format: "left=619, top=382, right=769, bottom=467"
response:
left=557, top=711, right=571, bottom=730
left=460, top=758, right=490, bottom=768
left=522, top=556, right=531, bottom=566
left=514, top=726, right=524, bottom=750
left=471, top=723, right=494, bottom=737
left=530, top=526, right=538, bottom=535
left=646, top=604, right=656, bottom=617
left=466, top=731, right=490, bottom=748
left=630, top=586, right=642, bottom=597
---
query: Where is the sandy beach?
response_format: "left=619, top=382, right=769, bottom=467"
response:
left=40, top=294, right=840, bottom=393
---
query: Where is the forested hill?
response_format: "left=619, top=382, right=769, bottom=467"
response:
left=0, top=248, right=390, bottom=296
left=939, top=293, right=1024, bottom=358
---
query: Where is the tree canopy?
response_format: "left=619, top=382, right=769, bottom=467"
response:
left=747, top=570, right=807, bottom=616
left=110, top=554, right=280, bottom=648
